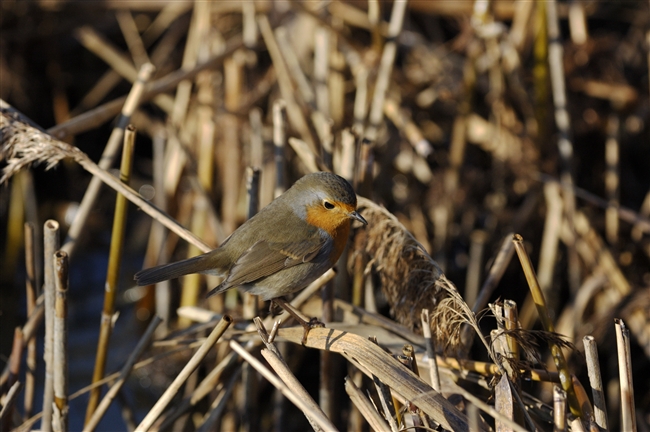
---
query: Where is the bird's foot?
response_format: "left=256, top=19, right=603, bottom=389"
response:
left=299, top=318, right=325, bottom=344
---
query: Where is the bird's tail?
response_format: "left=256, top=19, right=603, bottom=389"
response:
left=134, top=254, right=218, bottom=286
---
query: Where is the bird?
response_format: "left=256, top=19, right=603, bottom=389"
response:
left=134, top=171, right=367, bottom=342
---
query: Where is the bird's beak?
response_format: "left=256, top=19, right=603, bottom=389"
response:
left=350, top=211, right=367, bottom=225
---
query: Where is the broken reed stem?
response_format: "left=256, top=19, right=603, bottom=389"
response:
left=503, top=300, right=520, bottom=363
left=420, top=309, right=441, bottom=392
left=229, top=341, right=338, bottom=432
left=583, top=335, right=608, bottom=430
left=24, top=222, right=37, bottom=418
left=512, top=234, right=582, bottom=418
left=61, top=63, right=154, bottom=259
left=84, top=316, right=162, bottom=432
left=52, top=251, right=69, bottom=432
left=254, top=318, right=333, bottom=432
left=614, top=319, right=636, bottom=432
left=85, top=125, right=136, bottom=423
left=134, top=315, right=233, bottom=432
left=344, top=377, right=390, bottom=432
left=553, top=385, right=567, bottom=432
left=42, top=219, right=60, bottom=432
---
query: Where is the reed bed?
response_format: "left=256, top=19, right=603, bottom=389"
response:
left=1, top=1, right=649, bottom=431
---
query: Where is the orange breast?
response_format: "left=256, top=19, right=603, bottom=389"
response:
left=305, top=204, right=353, bottom=264
left=329, top=221, right=351, bottom=264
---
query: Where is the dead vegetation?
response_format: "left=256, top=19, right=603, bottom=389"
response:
left=1, top=1, right=649, bottom=431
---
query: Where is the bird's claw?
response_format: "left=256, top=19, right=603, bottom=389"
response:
left=300, top=318, right=325, bottom=344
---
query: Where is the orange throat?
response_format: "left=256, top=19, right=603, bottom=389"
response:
left=305, top=203, right=354, bottom=264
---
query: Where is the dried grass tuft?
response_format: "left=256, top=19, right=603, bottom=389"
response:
left=1, top=105, right=83, bottom=184
left=353, top=196, right=471, bottom=353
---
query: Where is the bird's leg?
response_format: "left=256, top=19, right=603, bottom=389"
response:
left=271, top=297, right=324, bottom=344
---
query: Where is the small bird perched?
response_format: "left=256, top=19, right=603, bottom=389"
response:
left=135, top=172, right=367, bottom=341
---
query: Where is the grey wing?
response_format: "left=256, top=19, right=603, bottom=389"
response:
left=220, top=237, right=326, bottom=289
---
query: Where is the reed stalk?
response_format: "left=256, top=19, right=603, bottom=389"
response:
left=553, top=385, right=567, bottom=432
left=23, top=222, right=37, bottom=418
left=85, top=125, right=136, bottom=423
left=513, top=234, right=582, bottom=417
left=135, top=315, right=233, bottom=431
left=42, top=220, right=60, bottom=432
left=52, top=251, right=69, bottom=432
left=583, top=335, right=608, bottom=430
left=615, top=319, right=637, bottom=432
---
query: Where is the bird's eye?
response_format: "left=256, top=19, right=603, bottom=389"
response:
left=323, top=200, right=335, bottom=210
